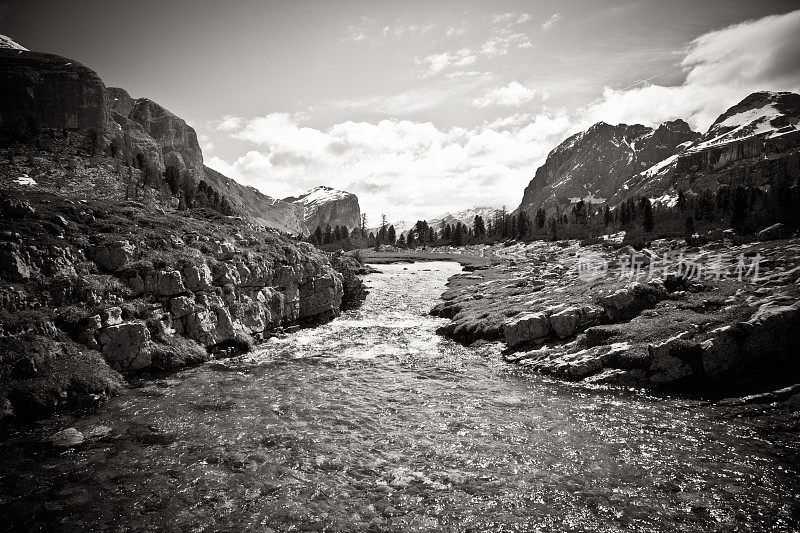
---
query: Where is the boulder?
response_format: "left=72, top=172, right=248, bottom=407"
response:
left=98, top=322, right=151, bottom=372
left=549, top=307, right=581, bottom=338
left=0, top=242, right=34, bottom=281
left=145, top=270, right=186, bottom=296
left=50, top=427, right=85, bottom=448
left=100, top=306, right=122, bottom=327
left=700, top=325, right=742, bottom=378
left=740, top=300, right=800, bottom=359
left=504, top=312, right=551, bottom=349
left=91, top=240, right=135, bottom=271
left=298, top=273, right=343, bottom=321
left=600, top=282, right=667, bottom=321
left=757, top=223, right=785, bottom=241
left=647, top=332, right=702, bottom=385
left=181, top=262, right=213, bottom=292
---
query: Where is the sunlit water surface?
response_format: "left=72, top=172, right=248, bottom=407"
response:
left=1, top=262, right=798, bottom=532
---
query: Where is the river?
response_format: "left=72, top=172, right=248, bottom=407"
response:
left=1, top=261, right=798, bottom=532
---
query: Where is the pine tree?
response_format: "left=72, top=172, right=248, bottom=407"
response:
left=535, top=208, right=546, bottom=229
left=314, top=225, right=323, bottom=244
left=640, top=197, right=654, bottom=233
left=684, top=215, right=695, bottom=241
left=387, top=225, right=395, bottom=244
left=730, top=186, right=748, bottom=232
left=324, top=224, right=333, bottom=244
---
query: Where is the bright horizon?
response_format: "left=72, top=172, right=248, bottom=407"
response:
left=5, top=0, right=800, bottom=225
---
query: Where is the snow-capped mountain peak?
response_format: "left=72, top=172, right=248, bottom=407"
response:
left=0, top=35, right=28, bottom=51
left=287, top=186, right=352, bottom=207
left=284, top=186, right=361, bottom=231
left=691, top=91, right=799, bottom=150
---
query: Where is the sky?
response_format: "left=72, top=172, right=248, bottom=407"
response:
left=4, top=0, right=800, bottom=224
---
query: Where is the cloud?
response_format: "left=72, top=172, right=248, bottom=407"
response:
left=419, top=49, right=477, bottom=77
left=583, top=9, right=800, bottom=131
left=541, top=13, right=561, bottom=31
left=473, top=81, right=539, bottom=107
left=207, top=110, right=576, bottom=222
left=492, top=12, right=531, bottom=26
left=213, top=115, right=243, bottom=132
left=198, top=134, right=214, bottom=153
left=492, top=13, right=517, bottom=25
left=331, top=79, right=483, bottom=115
left=446, top=25, right=467, bottom=37
left=479, top=30, right=531, bottom=56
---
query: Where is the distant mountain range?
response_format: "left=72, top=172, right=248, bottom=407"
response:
left=517, top=91, right=800, bottom=215
left=380, top=206, right=501, bottom=236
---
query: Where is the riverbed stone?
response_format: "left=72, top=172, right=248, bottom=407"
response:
left=504, top=312, right=551, bottom=349
left=51, top=427, right=85, bottom=448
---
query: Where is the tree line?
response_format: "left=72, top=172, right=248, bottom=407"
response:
left=311, top=177, right=799, bottom=251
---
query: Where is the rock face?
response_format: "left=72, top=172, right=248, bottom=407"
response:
left=616, top=92, right=800, bottom=203
left=517, top=91, right=800, bottom=215
left=0, top=189, right=346, bottom=424
left=285, top=186, right=361, bottom=232
left=517, top=120, right=699, bottom=214
left=431, top=237, right=800, bottom=392
left=0, top=46, right=306, bottom=234
left=0, top=49, right=115, bottom=137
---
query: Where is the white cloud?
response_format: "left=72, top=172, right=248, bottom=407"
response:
left=207, top=110, right=575, bottom=222
left=446, top=25, right=467, bottom=37
left=480, top=30, right=531, bottom=56
left=492, top=13, right=516, bottom=24
left=583, top=9, right=800, bottom=131
left=331, top=79, right=483, bottom=115
left=492, top=12, right=531, bottom=26
left=473, top=81, right=539, bottom=107
left=419, top=49, right=477, bottom=77
left=198, top=134, right=214, bottom=152
left=214, top=115, right=243, bottom=132
left=541, top=13, right=561, bottom=31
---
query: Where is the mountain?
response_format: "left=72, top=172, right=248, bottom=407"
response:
left=430, top=206, right=501, bottom=229
left=614, top=91, right=800, bottom=204
left=378, top=206, right=500, bottom=236
left=517, top=120, right=699, bottom=215
left=284, top=186, right=361, bottom=231
left=0, top=35, right=27, bottom=50
left=0, top=41, right=306, bottom=234
left=518, top=91, right=800, bottom=214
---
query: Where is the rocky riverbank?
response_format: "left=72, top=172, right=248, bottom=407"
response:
left=0, top=189, right=368, bottom=426
left=430, top=236, right=800, bottom=396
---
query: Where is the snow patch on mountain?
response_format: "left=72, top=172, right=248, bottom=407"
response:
left=288, top=186, right=352, bottom=207
left=0, top=35, right=27, bottom=51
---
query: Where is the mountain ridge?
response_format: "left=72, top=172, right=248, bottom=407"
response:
left=0, top=44, right=307, bottom=234
left=518, top=91, right=800, bottom=215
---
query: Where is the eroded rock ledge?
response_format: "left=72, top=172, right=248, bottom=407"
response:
left=431, top=238, right=800, bottom=393
left=0, top=191, right=359, bottom=424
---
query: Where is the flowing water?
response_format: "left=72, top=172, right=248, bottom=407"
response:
left=1, top=261, right=798, bottom=532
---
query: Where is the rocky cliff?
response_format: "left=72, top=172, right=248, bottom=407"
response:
left=0, top=47, right=306, bottom=234
left=284, top=186, right=361, bottom=231
left=517, top=120, right=699, bottom=214
left=615, top=91, right=800, bottom=203
left=0, top=39, right=366, bottom=425
left=517, top=91, right=800, bottom=214
left=0, top=187, right=344, bottom=424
